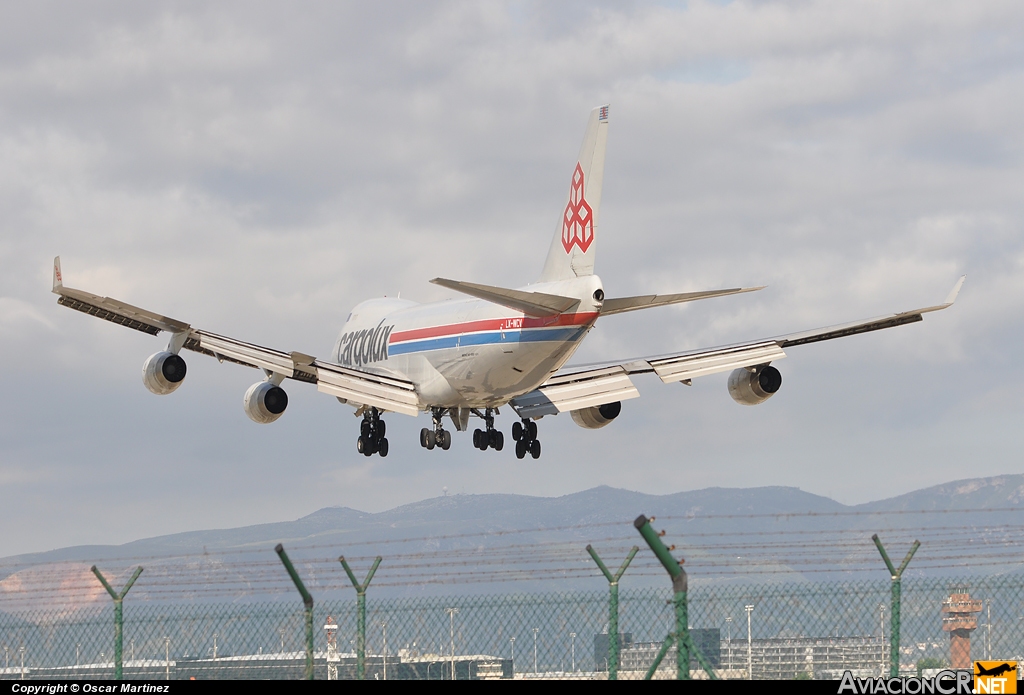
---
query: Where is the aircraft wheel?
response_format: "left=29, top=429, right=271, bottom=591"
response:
left=420, top=428, right=433, bottom=449
left=493, top=431, right=504, bottom=451
left=512, top=422, right=523, bottom=441
left=379, top=438, right=389, bottom=457
left=527, top=421, right=538, bottom=440
left=530, top=440, right=541, bottom=459
left=439, top=430, right=452, bottom=450
left=473, top=429, right=484, bottom=450
left=357, top=436, right=367, bottom=454
left=515, top=439, right=527, bottom=459
left=361, top=421, right=371, bottom=437
left=378, top=420, right=386, bottom=438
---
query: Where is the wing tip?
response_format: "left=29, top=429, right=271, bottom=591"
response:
left=52, top=256, right=63, bottom=293
left=944, top=275, right=966, bottom=306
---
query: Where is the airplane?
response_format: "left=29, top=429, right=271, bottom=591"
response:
left=52, top=105, right=964, bottom=460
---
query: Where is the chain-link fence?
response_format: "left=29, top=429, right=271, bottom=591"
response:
left=1, top=575, right=1021, bottom=680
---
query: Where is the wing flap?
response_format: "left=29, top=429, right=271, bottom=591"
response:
left=315, top=361, right=419, bottom=416
left=650, top=341, right=786, bottom=383
left=195, top=330, right=298, bottom=377
left=510, top=366, right=639, bottom=418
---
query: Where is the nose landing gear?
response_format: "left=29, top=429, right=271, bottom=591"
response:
left=356, top=408, right=389, bottom=457
left=512, top=418, right=541, bottom=459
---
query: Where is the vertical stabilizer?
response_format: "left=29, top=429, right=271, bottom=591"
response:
left=539, top=105, right=609, bottom=282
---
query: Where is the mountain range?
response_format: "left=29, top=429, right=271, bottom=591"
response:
left=3, top=475, right=1023, bottom=607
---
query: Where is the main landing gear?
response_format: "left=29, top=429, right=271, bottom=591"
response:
left=357, top=408, right=388, bottom=457
left=472, top=408, right=504, bottom=451
left=512, top=418, right=541, bottom=460
left=419, top=408, right=452, bottom=451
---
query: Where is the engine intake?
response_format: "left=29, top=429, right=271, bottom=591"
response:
left=244, top=381, right=289, bottom=424
left=142, top=351, right=187, bottom=395
left=570, top=401, right=622, bottom=430
left=728, top=364, right=782, bottom=406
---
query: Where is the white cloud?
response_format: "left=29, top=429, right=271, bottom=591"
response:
left=0, top=1, right=1022, bottom=555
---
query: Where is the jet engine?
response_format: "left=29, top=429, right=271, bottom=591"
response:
left=244, top=381, right=289, bottom=424
left=142, top=351, right=187, bottom=395
left=727, top=364, right=782, bottom=406
left=570, top=401, right=622, bottom=430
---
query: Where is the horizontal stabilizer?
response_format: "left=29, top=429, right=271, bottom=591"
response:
left=510, top=366, right=639, bottom=418
left=430, top=278, right=580, bottom=317
left=601, top=286, right=764, bottom=316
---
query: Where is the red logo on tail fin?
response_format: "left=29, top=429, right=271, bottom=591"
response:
left=562, top=163, right=594, bottom=254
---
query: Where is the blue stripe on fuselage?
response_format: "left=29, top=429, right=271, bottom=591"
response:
left=387, top=327, right=587, bottom=356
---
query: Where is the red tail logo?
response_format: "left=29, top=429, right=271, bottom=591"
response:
left=561, top=163, right=594, bottom=254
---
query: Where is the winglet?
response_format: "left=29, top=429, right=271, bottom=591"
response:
left=52, top=256, right=63, bottom=293
left=944, top=275, right=966, bottom=307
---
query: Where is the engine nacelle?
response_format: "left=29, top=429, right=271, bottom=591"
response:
left=570, top=401, right=622, bottom=430
left=244, top=381, right=289, bottom=424
left=727, top=364, right=782, bottom=406
left=142, top=351, right=187, bottom=395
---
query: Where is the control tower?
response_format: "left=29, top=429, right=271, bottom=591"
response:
left=941, top=589, right=983, bottom=669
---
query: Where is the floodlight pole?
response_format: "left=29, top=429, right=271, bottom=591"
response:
left=872, top=534, right=920, bottom=678
left=586, top=544, right=638, bottom=680
left=340, top=555, right=382, bottom=680
left=275, top=544, right=315, bottom=680
left=91, top=565, right=143, bottom=680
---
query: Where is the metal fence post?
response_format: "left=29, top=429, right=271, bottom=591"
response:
left=275, top=544, right=315, bottom=680
left=634, top=515, right=717, bottom=681
left=340, top=555, right=381, bottom=680
left=872, top=534, right=920, bottom=678
left=91, top=565, right=142, bottom=680
left=586, top=544, right=638, bottom=680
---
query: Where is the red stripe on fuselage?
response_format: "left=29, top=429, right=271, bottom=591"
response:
left=389, top=312, right=599, bottom=344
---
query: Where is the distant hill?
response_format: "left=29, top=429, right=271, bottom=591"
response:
left=2, top=476, right=1023, bottom=606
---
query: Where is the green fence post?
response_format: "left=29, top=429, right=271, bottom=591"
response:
left=91, top=565, right=143, bottom=680
left=275, top=544, right=315, bottom=680
left=340, top=555, right=381, bottom=681
left=634, top=514, right=718, bottom=681
left=586, top=544, right=638, bottom=680
left=872, top=534, right=920, bottom=678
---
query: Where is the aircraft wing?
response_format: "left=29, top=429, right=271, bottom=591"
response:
left=51, top=257, right=419, bottom=416
left=511, top=276, right=965, bottom=417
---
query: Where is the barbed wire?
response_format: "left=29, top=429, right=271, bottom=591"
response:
left=0, top=510, right=1023, bottom=604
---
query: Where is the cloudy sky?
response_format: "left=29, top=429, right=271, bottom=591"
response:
left=1, top=1, right=1022, bottom=558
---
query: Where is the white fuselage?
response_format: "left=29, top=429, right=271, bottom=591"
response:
left=332, top=276, right=605, bottom=409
